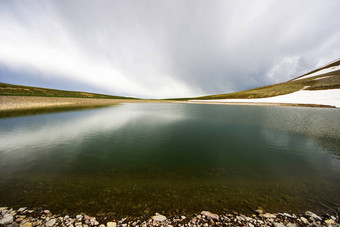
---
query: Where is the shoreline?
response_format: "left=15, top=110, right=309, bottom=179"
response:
left=187, top=100, right=336, bottom=108
left=0, top=207, right=339, bottom=227
left=0, top=96, right=180, bottom=112
left=0, top=96, right=337, bottom=113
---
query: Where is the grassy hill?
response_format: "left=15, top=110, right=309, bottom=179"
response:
left=176, top=58, right=340, bottom=100
left=0, top=82, right=137, bottom=99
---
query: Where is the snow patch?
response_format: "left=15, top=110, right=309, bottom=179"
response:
left=312, top=76, right=331, bottom=81
left=190, top=89, right=340, bottom=108
left=294, top=65, right=340, bottom=81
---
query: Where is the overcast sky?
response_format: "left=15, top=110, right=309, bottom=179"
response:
left=0, top=0, right=340, bottom=98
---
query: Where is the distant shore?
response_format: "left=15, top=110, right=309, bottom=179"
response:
left=0, top=96, right=336, bottom=116
left=0, top=96, right=180, bottom=112
left=187, top=100, right=336, bottom=108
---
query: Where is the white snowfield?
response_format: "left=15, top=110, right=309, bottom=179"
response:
left=190, top=89, right=340, bottom=108
left=294, top=65, right=340, bottom=80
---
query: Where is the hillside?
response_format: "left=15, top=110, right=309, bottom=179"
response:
left=187, top=58, right=340, bottom=100
left=0, top=82, right=137, bottom=99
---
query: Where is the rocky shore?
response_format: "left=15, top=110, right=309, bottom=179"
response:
left=0, top=207, right=339, bottom=227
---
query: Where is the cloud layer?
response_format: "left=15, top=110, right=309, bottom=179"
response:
left=0, top=0, right=340, bottom=98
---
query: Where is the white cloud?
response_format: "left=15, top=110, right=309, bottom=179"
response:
left=0, top=0, right=339, bottom=98
left=0, top=2, right=196, bottom=98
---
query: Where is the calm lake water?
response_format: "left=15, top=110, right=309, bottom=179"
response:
left=0, top=103, right=340, bottom=217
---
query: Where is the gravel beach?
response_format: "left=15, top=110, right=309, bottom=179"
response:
left=0, top=207, right=339, bottom=227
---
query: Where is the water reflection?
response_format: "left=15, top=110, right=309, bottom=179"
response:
left=0, top=103, right=339, bottom=216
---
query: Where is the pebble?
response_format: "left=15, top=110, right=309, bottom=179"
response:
left=262, top=213, right=276, bottom=219
left=107, top=221, right=117, bottom=227
left=152, top=214, right=167, bottom=222
left=279, top=212, right=296, bottom=219
left=286, top=223, right=297, bottom=227
left=20, top=223, right=32, bottom=227
left=45, top=218, right=56, bottom=227
left=8, top=223, right=19, bottom=227
left=119, top=218, right=126, bottom=224
left=255, top=209, right=264, bottom=214
left=305, top=211, right=322, bottom=221
left=17, top=208, right=27, bottom=213
left=324, top=219, right=336, bottom=225
left=76, top=214, right=83, bottom=221
left=300, top=216, right=308, bottom=224
left=200, top=211, right=219, bottom=220
left=0, top=206, right=339, bottom=227
left=0, top=214, right=14, bottom=225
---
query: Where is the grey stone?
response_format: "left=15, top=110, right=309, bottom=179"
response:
left=201, top=211, right=219, bottom=220
left=45, top=218, right=56, bottom=227
left=0, top=214, right=14, bottom=225
left=119, top=218, right=127, bottom=224
left=300, top=217, right=308, bottom=224
left=262, top=213, right=276, bottom=219
left=8, top=223, right=20, bottom=227
left=0, top=207, right=8, bottom=211
left=305, top=211, right=322, bottom=221
left=20, top=223, right=33, bottom=227
left=279, top=213, right=296, bottom=219
left=107, top=222, right=117, bottom=227
left=90, top=218, right=99, bottom=226
left=76, top=215, right=83, bottom=221
left=274, top=223, right=285, bottom=227
left=255, top=209, right=263, bottom=214
left=152, top=214, right=167, bottom=222
left=324, top=219, right=336, bottom=225
left=17, top=207, right=27, bottom=213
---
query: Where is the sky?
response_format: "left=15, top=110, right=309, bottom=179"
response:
left=0, top=0, right=340, bottom=99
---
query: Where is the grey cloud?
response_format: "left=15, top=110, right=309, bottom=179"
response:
left=0, top=0, right=340, bottom=98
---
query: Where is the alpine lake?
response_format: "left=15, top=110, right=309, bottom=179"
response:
left=0, top=103, right=339, bottom=218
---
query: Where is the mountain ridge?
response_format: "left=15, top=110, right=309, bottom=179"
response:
left=182, top=58, right=340, bottom=101
left=0, top=82, right=137, bottom=100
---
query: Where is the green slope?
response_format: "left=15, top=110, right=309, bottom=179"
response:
left=0, top=82, right=137, bottom=99
left=177, top=59, right=340, bottom=100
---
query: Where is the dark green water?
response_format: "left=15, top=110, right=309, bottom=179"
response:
left=0, top=103, right=340, bottom=217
